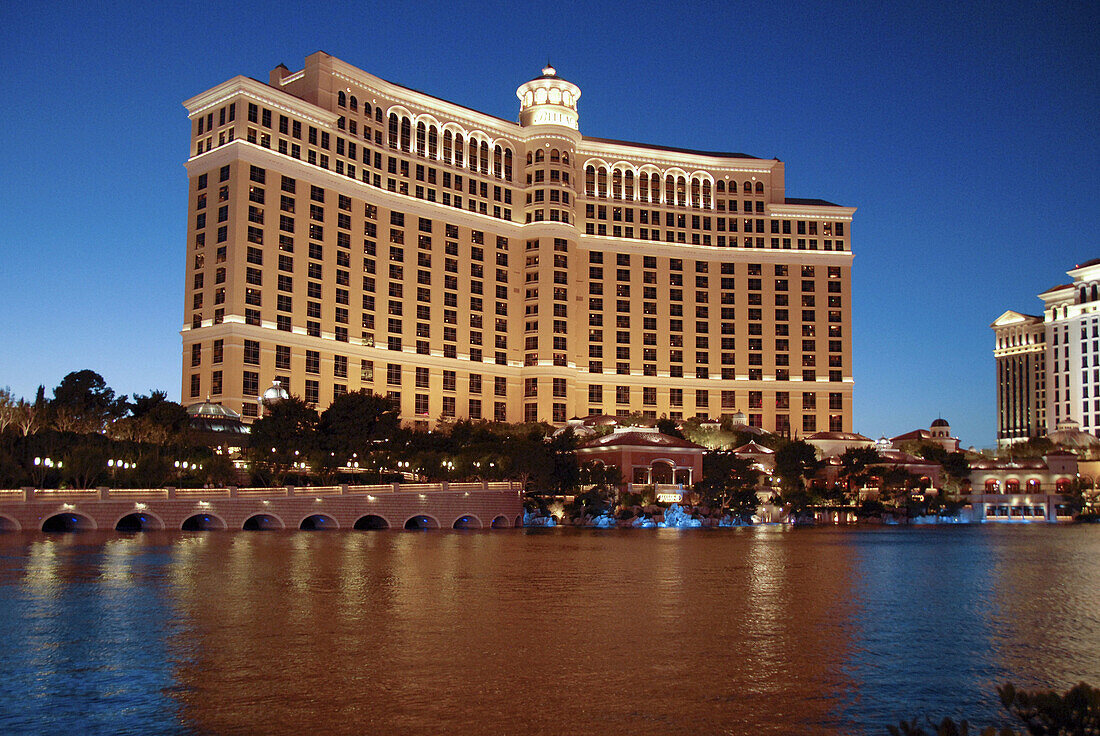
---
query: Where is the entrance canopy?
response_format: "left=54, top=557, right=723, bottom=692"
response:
left=576, top=427, right=704, bottom=488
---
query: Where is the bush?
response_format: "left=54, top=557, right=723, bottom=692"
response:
left=888, top=681, right=1100, bottom=735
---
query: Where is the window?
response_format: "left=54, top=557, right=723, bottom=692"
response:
left=243, top=371, right=259, bottom=397
left=243, top=339, right=260, bottom=365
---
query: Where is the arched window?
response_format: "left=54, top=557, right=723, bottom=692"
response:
left=716, top=180, right=725, bottom=193
left=624, top=170, right=634, bottom=200
left=400, top=117, right=411, bottom=152
left=755, top=181, right=764, bottom=194
left=349, top=95, right=358, bottom=111
left=702, top=180, right=712, bottom=208
left=561, top=152, right=569, bottom=165
left=676, top=176, right=687, bottom=206
left=1027, top=479, right=1041, bottom=491
left=550, top=149, right=560, bottom=163
left=494, top=145, right=503, bottom=178
left=597, top=168, right=608, bottom=198
left=985, top=479, right=999, bottom=492
left=1081, top=287, right=1088, bottom=303
left=428, top=126, right=438, bottom=159
left=388, top=113, right=399, bottom=149
left=743, top=181, right=752, bottom=194
left=638, top=173, right=649, bottom=202
left=479, top=141, right=489, bottom=174
left=691, top=178, right=701, bottom=208
left=454, top=134, right=464, bottom=165
left=468, top=139, right=477, bottom=170
left=612, top=169, right=622, bottom=199
left=585, top=165, right=596, bottom=197
left=535, top=149, right=544, bottom=162
left=338, top=91, right=347, bottom=107
left=1005, top=479, right=1019, bottom=493
left=416, top=122, right=426, bottom=156
left=364, top=102, right=372, bottom=117
left=443, top=131, right=453, bottom=162
left=1092, top=284, right=1098, bottom=301
left=504, top=149, right=513, bottom=181
left=526, top=151, right=533, bottom=165
left=650, top=175, right=660, bottom=203
left=375, top=107, right=383, bottom=123
left=666, top=176, right=675, bottom=204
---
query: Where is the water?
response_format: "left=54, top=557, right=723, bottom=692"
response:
left=0, top=525, right=1097, bottom=735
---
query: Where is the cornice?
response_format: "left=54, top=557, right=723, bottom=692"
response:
left=327, top=61, right=523, bottom=140
left=183, top=76, right=337, bottom=127
left=768, top=204, right=856, bottom=219
left=573, top=234, right=854, bottom=264
left=576, top=142, right=778, bottom=173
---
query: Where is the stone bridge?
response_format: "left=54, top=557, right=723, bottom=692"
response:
left=0, top=481, right=524, bottom=532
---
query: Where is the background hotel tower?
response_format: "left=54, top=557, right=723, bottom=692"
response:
left=993, top=259, right=1100, bottom=448
left=181, top=52, right=855, bottom=433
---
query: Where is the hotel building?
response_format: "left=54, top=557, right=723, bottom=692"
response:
left=993, top=259, right=1100, bottom=447
left=181, top=52, right=855, bottom=432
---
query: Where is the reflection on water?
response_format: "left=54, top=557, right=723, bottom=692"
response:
left=0, top=527, right=1098, bottom=735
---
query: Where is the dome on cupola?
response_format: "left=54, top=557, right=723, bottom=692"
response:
left=516, top=65, right=581, bottom=129
left=261, top=379, right=290, bottom=406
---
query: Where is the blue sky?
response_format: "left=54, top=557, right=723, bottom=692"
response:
left=0, top=0, right=1096, bottom=448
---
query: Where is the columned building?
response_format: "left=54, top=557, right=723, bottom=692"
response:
left=181, top=52, right=855, bottom=431
left=993, top=259, right=1100, bottom=447
left=992, top=311, right=1046, bottom=447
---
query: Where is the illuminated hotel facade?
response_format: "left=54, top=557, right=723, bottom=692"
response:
left=181, top=52, right=855, bottom=433
left=993, top=259, right=1100, bottom=447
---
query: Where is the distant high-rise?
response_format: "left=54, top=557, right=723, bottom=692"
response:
left=181, top=52, right=855, bottom=433
left=993, top=259, right=1100, bottom=447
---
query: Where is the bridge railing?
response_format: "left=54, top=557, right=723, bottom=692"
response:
left=0, top=480, right=522, bottom=504
left=345, top=484, right=399, bottom=494
left=174, top=487, right=231, bottom=499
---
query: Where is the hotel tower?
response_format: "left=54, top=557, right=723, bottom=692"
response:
left=181, top=52, right=855, bottom=433
left=993, top=259, right=1100, bottom=447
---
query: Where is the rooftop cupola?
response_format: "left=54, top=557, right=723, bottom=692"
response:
left=516, top=65, right=581, bottom=129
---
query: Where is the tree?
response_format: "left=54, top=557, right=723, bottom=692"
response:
left=111, top=391, right=189, bottom=444
left=319, top=391, right=400, bottom=460
left=249, top=396, right=319, bottom=483
left=63, top=440, right=108, bottom=489
left=201, top=453, right=238, bottom=487
left=0, top=388, right=17, bottom=436
left=546, top=428, right=580, bottom=493
left=579, top=461, right=622, bottom=493
left=655, top=417, right=685, bottom=439
left=17, top=393, right=44, bottom=436
left=50, top=370, right=128, bottom=434
left=838, top=446, right=881, bottom=500
left=774, top=440, right=819, bottom=492
left=695, top=451, right=760, bottom=509
left=940, top=451, right=971, bottom=496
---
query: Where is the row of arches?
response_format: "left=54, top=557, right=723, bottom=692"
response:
left=337, top=91, right=518, bottom=180
left=337, top=91, right=384, bottom=122
left=528, top=148, right=570, bottom=165
left=583, top=163, right=766, bottom=207
left=16, top=511, right=518, bottom=533
left=386, top=111, right=515, bottom=181
left=1080, top=284, right=1100, bottom=304
left=982, top=478, right=1074, bottom=492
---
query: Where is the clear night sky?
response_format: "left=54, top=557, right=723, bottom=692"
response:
left=1, top=0, right=1097, bottom=448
